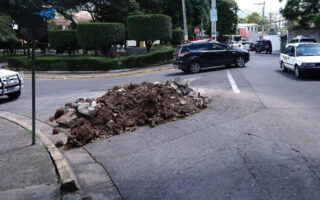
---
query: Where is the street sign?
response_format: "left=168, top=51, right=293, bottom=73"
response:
left=194, top=27, right=200, bottom=35
left=17, top=14, right=47, bottom=41
left=17, top=14, right=47, bottom=145
left=210, top=8, right=218, bottom=22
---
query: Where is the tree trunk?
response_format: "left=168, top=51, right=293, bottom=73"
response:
left=146, top=40, right=154, bottom=53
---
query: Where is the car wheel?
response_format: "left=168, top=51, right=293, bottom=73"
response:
left=294, top=66, right=303, bottom=79
left=235, top=56, right=245, bottom=68
left=280, top=62, right=287, bottom=72
left=189, top=61, right=201, bottom=73
left=7, top=91, right=21, bottom=99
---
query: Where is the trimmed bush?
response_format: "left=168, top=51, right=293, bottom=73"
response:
left=127, top=14, right=172, bottom=52
left=77, top=23, right=125, bottom=57
left=7, top=49, right=174, bottom=71
left=171, top=29, right=184, bottom=45
left=48, top=30, right=78, bottom=56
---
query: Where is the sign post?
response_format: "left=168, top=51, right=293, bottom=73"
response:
left=17, top=14, right=47, bottom=145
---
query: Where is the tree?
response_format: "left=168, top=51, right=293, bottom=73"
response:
left=48, top=30, right=78, bottom=56
left=280, top=0, right=320, bottom=27
left=127, top=14, right=172, bottom=52
left=216, top=0, right=239, bottom=40
left=0, top=14, right=17, bottom=42
left=77, top=23, right=125, bottom=57
left=171, top=29, right=184, bottom=45
left=243, top=12, right=261, bottom=25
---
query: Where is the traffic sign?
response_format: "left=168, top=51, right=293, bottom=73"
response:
left=194, top=27, right=200, bottom=35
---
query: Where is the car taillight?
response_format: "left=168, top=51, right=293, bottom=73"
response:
left=178, top=52, right=190, bottom=57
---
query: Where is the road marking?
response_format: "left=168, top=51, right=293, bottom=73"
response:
left=226, top=70, right=240, bottom=94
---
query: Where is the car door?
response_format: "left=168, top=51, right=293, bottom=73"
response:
left=286, top=46, right=296, bottom=70
left=282, top=46, right=292, bottom=68
left=197, top=44, right=219, bottom=67
left=200, top=44, right=230, bottom=67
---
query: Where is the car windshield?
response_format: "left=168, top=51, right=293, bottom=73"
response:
left=296, top=45, right=320, bottom=56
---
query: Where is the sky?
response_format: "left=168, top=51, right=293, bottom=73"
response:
left=236, top=0, right=287, bottom=15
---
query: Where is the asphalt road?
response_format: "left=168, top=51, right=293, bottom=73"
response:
left=2, top=52, right=320, bottom=199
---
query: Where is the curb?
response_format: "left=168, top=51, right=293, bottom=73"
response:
left=0, top=111, right=79, bottom=192
left=24, top=66, right=175, bottom=80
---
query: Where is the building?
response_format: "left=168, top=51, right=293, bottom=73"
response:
left=238, top=23, right=259, bottom=42
left=54, top=11, right=93, bottom=30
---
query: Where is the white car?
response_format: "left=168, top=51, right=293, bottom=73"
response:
left=280, top=43, right=320, bottom=79
left=229, top=41, right=243, bottom=49
left=0, top=65, right=24, bottom=99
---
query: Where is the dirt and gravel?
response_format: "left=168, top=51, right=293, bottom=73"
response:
left=51, top=78, right=211, bottom=149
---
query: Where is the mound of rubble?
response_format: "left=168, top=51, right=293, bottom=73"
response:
left=51, top=78, right=211, bottom=148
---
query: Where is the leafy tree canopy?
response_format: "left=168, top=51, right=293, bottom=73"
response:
left=280, top=0, right=320, bottom=27
left=0, top=14, right=17, bottom=41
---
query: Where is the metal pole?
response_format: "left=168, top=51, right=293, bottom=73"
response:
left=31, top=40, right=36, bottom=145
left=182, top=0, right=188, bottom=41
left=261, top=1, right=265, bottom=39
left=211, top=0, right=217, bottom=39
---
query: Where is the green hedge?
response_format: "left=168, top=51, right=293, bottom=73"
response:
left=171, top=29, right=184, bottom=45
left=77, top=23, right=125, bottom=49
left=0, top=40, right=22, bottom=50
left=7, top=49, right=174, bottom=71
left=127, top=14, right=172, bottom=42
left=48, top=30, right=78, bottom=52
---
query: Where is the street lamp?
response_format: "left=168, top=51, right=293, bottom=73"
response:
left=182, top=0, right=188, bottom=41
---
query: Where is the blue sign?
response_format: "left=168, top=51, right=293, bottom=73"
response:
left=37, top=8, right=55, bottom=20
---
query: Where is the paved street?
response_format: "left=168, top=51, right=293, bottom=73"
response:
left=2, top=52, right=320, bottom=199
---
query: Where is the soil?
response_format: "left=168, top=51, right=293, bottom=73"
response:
left=51, top=81, right=210, bottom=149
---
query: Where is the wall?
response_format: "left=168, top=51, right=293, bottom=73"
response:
left=289, top=28, right=320, bottom=43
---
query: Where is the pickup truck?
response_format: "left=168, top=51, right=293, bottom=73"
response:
left=0, top=65, right=24, bottom=99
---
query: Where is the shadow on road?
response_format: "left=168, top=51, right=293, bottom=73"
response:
left=0, top=97, right=16, bottom=105
left=166, top=65, right=244, bottom=77
left=275, top=70, right=320, bottom=81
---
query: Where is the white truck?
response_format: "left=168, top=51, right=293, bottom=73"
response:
left=0, top=65, right=24, bottom=99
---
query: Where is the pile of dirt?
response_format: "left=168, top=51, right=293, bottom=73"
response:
left=51, top=78, right=211, bottom=148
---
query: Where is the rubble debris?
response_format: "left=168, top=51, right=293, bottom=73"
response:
left=55, top=141, right=64, bottom=148
left=52, top=127, right=60, bottom=135
left=51, top=80, right=211, bottom=149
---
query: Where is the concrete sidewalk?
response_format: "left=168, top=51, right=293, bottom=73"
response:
left=0, top=118, right=59, bottom=200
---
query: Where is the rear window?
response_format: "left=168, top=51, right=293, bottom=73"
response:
left=173, top=46, right=182, bottom=55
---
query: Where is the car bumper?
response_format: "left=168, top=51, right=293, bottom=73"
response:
left=300, top=66, right=320, bottom=74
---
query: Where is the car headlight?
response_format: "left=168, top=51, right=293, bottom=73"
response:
left=303, top=63, right=316, bottom=67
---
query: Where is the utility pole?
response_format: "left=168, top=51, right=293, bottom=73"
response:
left=255, top=1, right=265, bottom=39
left=211, top=0, right=217, bottom=39
left=182, top=0, right=188, bottom=41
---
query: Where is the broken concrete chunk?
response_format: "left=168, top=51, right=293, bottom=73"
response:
left=56, top=109, right=77, bottom=127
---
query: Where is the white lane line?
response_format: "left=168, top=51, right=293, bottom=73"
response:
left=226, top=70, right=240, bottom=94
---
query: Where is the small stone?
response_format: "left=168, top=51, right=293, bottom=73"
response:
left=174, top=77, right=190, bottom=88
left=52, top=127, right=60, bottom=135
left=170, top=96, right=175, bottom=99
left=180, top=100, right=187, bottom=105
left=170, top=83, right=178, bottom=90
left=56, top=109, right=77, bottom=127
left=117, top=88, right=125, bottom=92
left=55, top=141, right=64, bottom=148
left=153, top=81, right=161, bottom=85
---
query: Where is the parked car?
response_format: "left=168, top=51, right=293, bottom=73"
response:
left=241, top=41, right=254, bottom=51
left=229, top=41, right=243, bottom=49
left=0, top=65, right=24, bottom=99
left=173, top=41, right=250, bottom=73
left=289, top=36, right=317, bottom=44
left=256, top=39, right=272, bottom=54
left=280, top=43, right=320, bottom=78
